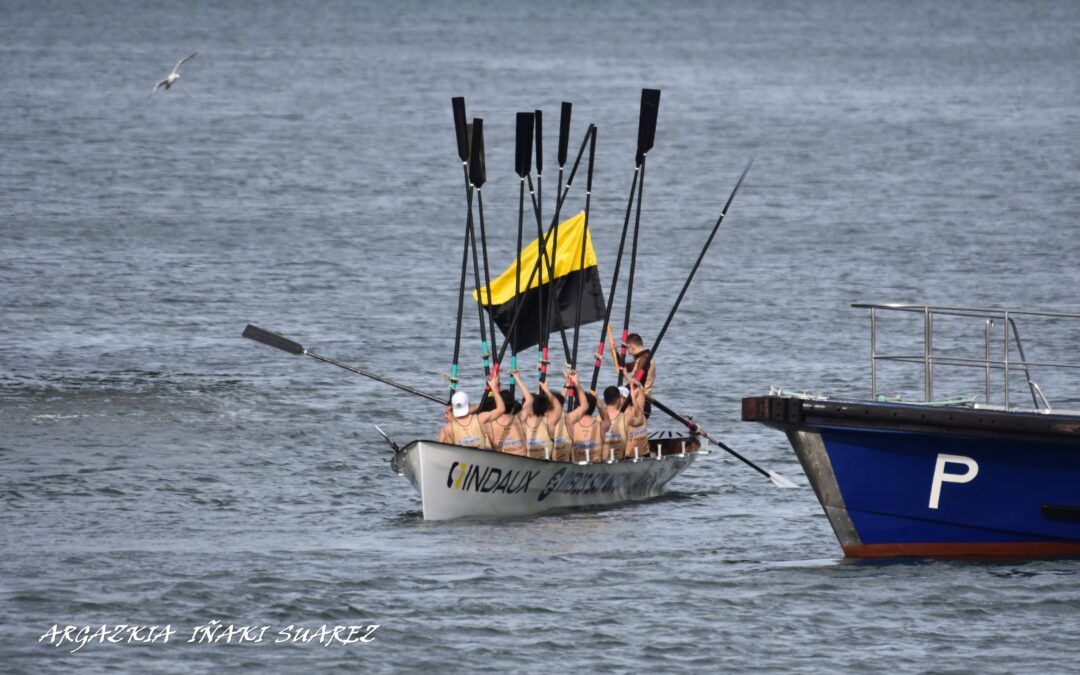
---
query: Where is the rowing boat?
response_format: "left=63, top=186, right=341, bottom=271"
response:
left=391, top=434, right=703, bottom=520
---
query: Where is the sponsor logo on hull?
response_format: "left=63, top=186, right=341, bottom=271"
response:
left=445, top=462, right=540, bottom=495
left=537, top=467, right=640, bottom=502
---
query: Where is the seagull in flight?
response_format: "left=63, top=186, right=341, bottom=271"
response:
left=151, top=53, right=197, bottom=95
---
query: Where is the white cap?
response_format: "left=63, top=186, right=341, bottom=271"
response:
left=618, top=386, right=630, bottom=399
left=451, top=391, right=470, bottom=418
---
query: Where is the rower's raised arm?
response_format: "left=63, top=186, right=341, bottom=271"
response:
left=514, top=371, right=534, bottom=416
left=478, top=375, right=505, bottom=424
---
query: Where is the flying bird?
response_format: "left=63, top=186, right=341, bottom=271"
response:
left=151, top=53, right=197, bottom=95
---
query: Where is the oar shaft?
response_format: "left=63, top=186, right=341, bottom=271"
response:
left=243, top=324, right=445, bottom=406
left=569, top=129, right=596, bottom=371
left=449, top=163, right=472, bottom=394
left=467, top=209, right=492, bottom=379
left=489, top=126, right=593, bottom=372
left=619, top=155, right=647, bottom=386
left=306, top=352, right=446, bottom=405
left=651, top=160, right=751, bottom=358
left=475, top=189, right=500, bottom=361
left=646, top=395, right=770, bottom=478
left=511, top=177, right=526, bottom=397
left=589, top=166, right=639, bottom=393
left=619, top=161, right=752, bottom=414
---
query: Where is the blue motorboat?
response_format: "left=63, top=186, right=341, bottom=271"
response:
left=743, top=303, right=1080, bottom=558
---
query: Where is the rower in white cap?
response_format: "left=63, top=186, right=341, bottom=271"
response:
left=439, top=373, right=504, bottom=448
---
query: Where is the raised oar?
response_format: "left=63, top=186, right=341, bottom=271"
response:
left=556, top=102, right=572, bottom=215
left=470, top=118, right=501, bottom=384
left=534, top=108, right=543, bottom=236
left=467, top=221, right=492, bottom=380
left=645, top=160, right=751, bottom=365
left=568, top=124, right=596, bottom=406
left=588, top=168, right=639, bottom=394
left=539, top=104, right=573, bottom=378
left=533, top=108, right=548, bottom=384
left=485, top=125, right=594, bottom=387
left=526, top=172, right=571, bottom=379
left=511, top=111, right=535, bottom=397
left=620, top=160, right=753, bottom=414
left=646, top=395, right=797, bottom=488
left=448, top=96, right=473, bottom=398
left=619, top=88, right=661, bottom=385
left=243, top=325, right=445, bottom=405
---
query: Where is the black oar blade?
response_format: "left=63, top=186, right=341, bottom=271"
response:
left=515, top=112, right=534, bottom=178
left=470, top=118, right=487, bottom=187
left=586, top=125, right=597, bottom=191
left=242, top=324, right=304, bottom=355
left=635, top=88, right=661, bottom=166
left=452, top=97, right=469, bottom=162
left=534, top=109, right=543, bottom=175
left=557, top=101, right=572, bottom=167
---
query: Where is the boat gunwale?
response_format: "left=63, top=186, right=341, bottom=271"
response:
left=398, top=434, right=703, bottom=465
left=744, top=394, right=1080, bottom=445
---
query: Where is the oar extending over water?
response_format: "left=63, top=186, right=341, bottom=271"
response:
left=647, top=396, right=797, bottom=488
left=623, top=159, right=753, bottom=409
left=242, top=324, right=445, bottom=405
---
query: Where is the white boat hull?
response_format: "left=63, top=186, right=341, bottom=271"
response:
left=398, top=437, right=700, bottom=521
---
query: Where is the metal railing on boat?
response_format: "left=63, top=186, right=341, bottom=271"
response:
left=853, top=303, right=1080, bottom=412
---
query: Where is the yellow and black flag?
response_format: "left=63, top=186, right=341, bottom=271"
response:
left=474, top=212, right=605, bottom=353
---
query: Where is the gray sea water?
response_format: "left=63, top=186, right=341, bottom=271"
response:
left=3, top=0, right=1080, bottom=671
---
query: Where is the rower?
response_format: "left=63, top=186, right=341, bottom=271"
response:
left=438, top=374, right=504, bottom=448
left=565, top=372, right=608, bottom=463
left=512, top=371, right=560, bottom=460
left=602, top=382, right=646, bottom=462
left=623, top=377, right=649, bottom=459
left=549, top=383, right=577, bottom=463
left=488, top=388, right=529, bottom=456
left=626, top=333, right=655, bottom=418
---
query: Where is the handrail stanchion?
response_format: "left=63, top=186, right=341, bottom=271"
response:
left=1003, top=310, right=1010, bottom=409
left=870, top=307, right=878, bottom=399
left=923, top=307, right=932, bottom=402
left=928, top=310, right=935, bottom=402
left=984, top=319, right=993, bottom=405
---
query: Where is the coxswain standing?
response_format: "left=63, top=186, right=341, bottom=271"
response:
left=439, top=374, right=504, bottom=448
left=625, top=333, right=655, bottom=418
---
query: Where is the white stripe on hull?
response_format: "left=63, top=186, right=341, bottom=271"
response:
left=401, top=440, right=698, bottom=521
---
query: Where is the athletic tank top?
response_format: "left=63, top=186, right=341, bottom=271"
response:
left=524, top=416, right=553, bottom=460
left=625, top=418, right=649, bottom=458
left=491, top=415, right=527, bottom=456
left=450, top=415, right=490, bottom=449
left=602, top=411, right=627, bottom=462
left=572, top=416, right=603, bottom=463
left=551, top=417, right=572, bottom=462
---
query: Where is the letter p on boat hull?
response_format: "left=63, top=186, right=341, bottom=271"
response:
left=395, top=436, right=700, bottom=521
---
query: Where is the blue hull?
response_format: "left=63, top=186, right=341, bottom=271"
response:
left=820, top=426, right=1080, bottom=556
left=744, top=396, right=1080, bottom=557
